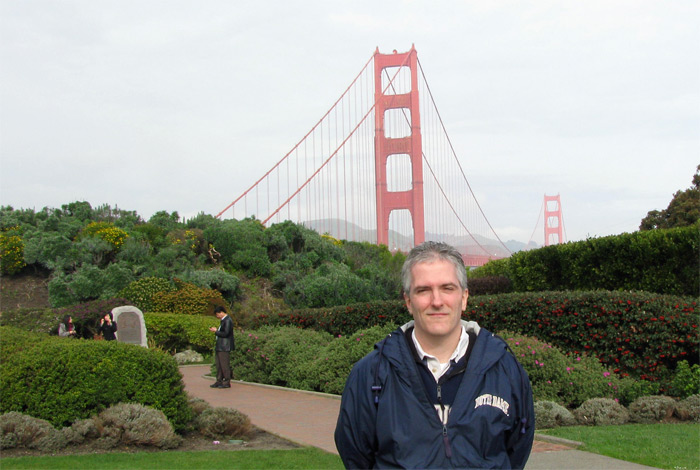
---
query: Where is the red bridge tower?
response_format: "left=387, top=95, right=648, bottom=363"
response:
left=374, top=46, right=425, bottom=248
left=544, top=194, right=564, bottom=246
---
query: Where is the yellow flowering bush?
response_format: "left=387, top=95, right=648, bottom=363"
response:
left=321, top=233, right=342, bottom=246
left=78, top=222, right=129, bottom=251
left=0, top=230, right=26, bottom=275
left=166, top=228, right=206, bottom=255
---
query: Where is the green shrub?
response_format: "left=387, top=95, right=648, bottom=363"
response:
left=254, top=299, right=410, bottom=337
left=229, top=327, right=277, bottom=384
left=144, top=312, right=219, bottom=354
left=62, top=418, right=99, bottom=444
left=0, top=307, right=60, bottom=336
left=674, top=394, right=700, bottom=422
left=0, top=329, right=192, bottom=431
left=503, top=332, right=638, bottom=407
left=473, top=225, right=699, bottom=296
left=150, top=279, right=226, bottom=316
left=671, top=360, right=700, bottom=398
left=179, top=269, right=241, bottom=302
left=118, top=277, right=175, bottom=312
left=47, top=264, right=136, bottom=308
left=467, top=276, right=512, bottom=296
left=229, top=325, right=391, bottom=395
left=533, top=401, right=576, bottom=429
left=314, top=325, right=394, bottom=395
left=0, top=328, right=47, bottom=364
left=264, top=327, right=333, bottom=390
left=573, top=398, right=630, bottom=426
left=0, top=412, right=66, bottom=451
left=284, top=262, right=387, bottom=308
left=194, top=407, right=251, bottom=440
left=628, top=396, right=677, bottom=423
left=228, top=326, right=333, bottom=388
left=188, top=397, right=211, bottom=418
left=94, top=403, right=181, bottom=449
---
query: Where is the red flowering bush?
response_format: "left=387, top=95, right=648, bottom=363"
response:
left=466, top=291, right=698, bottom=385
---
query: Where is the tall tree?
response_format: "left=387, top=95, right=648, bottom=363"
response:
left=640, top=165, right=700, bottom=230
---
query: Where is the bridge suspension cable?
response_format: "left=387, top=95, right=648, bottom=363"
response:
left=217, top=48, right=512, bottom=262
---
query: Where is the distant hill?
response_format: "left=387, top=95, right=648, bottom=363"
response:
left=302, top=219, right=539, bottom=255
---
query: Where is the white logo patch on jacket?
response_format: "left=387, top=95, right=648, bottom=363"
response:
left=474, top=394, right=510, bottom=416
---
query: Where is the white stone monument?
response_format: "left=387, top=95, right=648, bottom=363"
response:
left=111, top=306, right=148, bottom=348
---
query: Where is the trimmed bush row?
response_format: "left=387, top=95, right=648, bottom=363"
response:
left=536, top=395, right=700, bottom=428
left=0, top=400, right=252, bottom=452
left=0, top=327, right=192, bottom=431
left=221, top=326, right=698, bottom=406
left=535, top=395, right=700, bottom=429
left=252, top=291, right=698, bottom=383
left=227, top=325, right=394, bottom=395
left=469, top=224, right=699, bottom=296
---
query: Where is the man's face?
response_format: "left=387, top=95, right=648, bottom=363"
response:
left=216, top=311, right=226, bottom=320
left=404, top=259, right=468, bottom=343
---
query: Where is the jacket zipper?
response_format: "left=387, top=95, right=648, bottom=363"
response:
left=437, top=384, right=453, bottom=458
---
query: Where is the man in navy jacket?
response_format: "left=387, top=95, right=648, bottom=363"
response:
left=334, top=242, right=534, bottom=469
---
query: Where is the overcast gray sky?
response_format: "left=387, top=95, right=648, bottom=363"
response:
left=1, top=0, right=698, bottom=244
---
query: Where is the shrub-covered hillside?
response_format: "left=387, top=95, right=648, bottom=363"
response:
left=0, top=203, right=406, bottom=315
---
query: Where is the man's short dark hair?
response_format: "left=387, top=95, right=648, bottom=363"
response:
left=214, top=306, right=227, bottom=314
left=401, top=241, right=468, bottom=293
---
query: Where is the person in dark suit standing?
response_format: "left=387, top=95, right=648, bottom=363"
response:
left=209, top=306, right=234, bottom=389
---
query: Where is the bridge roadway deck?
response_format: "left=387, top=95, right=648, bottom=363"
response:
left=180, top=365, right=658, bottom=469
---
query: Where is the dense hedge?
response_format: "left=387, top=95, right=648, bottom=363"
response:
left=251, top=300, right=411, bottom=337
left=469, top=225, right=699, bottom=296
left=253, top=291, right=698, bottom=383
left=0, top=327, right=192, bottom=431
left=144, top=312, right=219, bottom=354
left=228, top=325, right=393, bottom=395
left=223, top=326, right=656, bottom=406
left=466, top=291, right=698, bottom=383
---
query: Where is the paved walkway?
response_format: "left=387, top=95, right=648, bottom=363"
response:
left=180, top=365, right=658, bottom=469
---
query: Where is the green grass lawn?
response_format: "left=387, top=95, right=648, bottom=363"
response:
left=0, top=447, right=344, bottom=470
left=3, top=423, right=698, bottom=470
left=540, top=422, right=700, bottom=470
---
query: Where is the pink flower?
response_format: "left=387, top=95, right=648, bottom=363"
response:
left=603, top=372, right=611, bottom=377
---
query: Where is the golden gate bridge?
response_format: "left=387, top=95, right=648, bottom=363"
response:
left=217, top=46, right=564, bottom=266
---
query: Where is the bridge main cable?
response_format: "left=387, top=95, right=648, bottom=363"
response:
left=215, top=53, right=376, bottom=219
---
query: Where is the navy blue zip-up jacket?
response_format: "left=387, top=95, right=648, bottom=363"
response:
left=334, top=321, right=534, bottom=469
